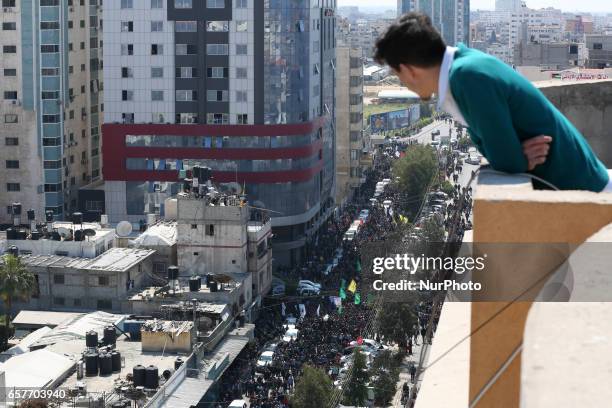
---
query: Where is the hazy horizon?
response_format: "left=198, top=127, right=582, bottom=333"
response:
left=338, top=0, right=612, bottom=13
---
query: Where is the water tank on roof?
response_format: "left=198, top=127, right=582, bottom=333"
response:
left=27, top=209, right=35, bottom=221
left=85, top=352, right=99, bottom=376
left=189, top=276, right=201, bottom=292
left=99, top=353, right=112, bottom=376
left=86, top=330, right=98, bottom=348
left=11, top=203, right=21, bottom=215
left=6, top=228, right=16, bottom=240
left=72, top=212, right=83, bottom=224
left=174, top=358, right=183, bottom=370
left=8, top=246, right=18, bottom=257
left=74, top=229, right=84, bottom=242
left=103, top=326, right=116, bottom=346
left=30, top=231, right=41, bottom=240
left=145, top=365, right=159, bottom=389
left=111, top=351, right=121, bottom=372
left=17, top=230, right=27, bottom=240
left=167, top=265, right=179, bottom=281
left=209, top=281, right=218, bottom=292
left=132, top=365, right=146, bottom=387
left=205, top=274, right=214, bottom=288
left=45, top=210, right=54, bottom=222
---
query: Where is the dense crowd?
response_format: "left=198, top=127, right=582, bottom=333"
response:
left=208, top=122, right=474, bottom=408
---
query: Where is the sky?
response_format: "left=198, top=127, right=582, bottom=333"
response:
left=338, top=0, right=612, bottom=13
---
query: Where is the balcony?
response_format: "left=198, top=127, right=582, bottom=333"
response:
left=416, top=80, right=612, bottom=407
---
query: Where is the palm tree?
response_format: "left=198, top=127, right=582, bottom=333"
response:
left=0, top=254, right=35, bottom=349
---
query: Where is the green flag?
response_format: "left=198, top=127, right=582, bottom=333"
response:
left=340, top=279, right=347, bottom=290
left=339, top=287, right=347, bottom=300
left=338, top=305, right=343, bottom=315
left=356, top=259, right=362, bottom=273
left=366, top=293, right=374, bottom=305
left=354, top=292, right=361, bottom=305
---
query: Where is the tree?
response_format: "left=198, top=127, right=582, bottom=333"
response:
left=291, top=365, right=333, bottom=408
left=458, top=137, right=472, bottom=152
left=439, top=180, right=455, bottom=197
left=378, top=303, right=418, bottom=346
left=343, top=348, right=370, bottom=407
left=0, top=255, right=35, bottom=349
left=372, top=368, right=398, bottom=406
left=394, top=145, right=438, bottom=218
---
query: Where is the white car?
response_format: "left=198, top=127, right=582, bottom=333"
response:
left=228, top=400, right=247, bottom=408
left=283, top=327, right=299, bottom=342
left=257, top=351, right=274, bottom=367
left=298, top=280, right=321, bottom=289
left=383, top=200, right=392, bottom=208
left=344, top=230, right=356, bottom=241
left=298, top=286, right=320, bottom=296
left=431, top=140, right=440, bottom=147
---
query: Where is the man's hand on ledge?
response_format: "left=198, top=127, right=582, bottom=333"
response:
left=523, top=135, right=553, bottom=171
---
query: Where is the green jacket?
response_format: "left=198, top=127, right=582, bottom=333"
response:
left=449, top=44, right=609, bottom=192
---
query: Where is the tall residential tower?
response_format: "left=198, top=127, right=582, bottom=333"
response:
left=101, top=0, right=336, bottom=266
left=396, top=0, right=470, bottom=46
left=0, top=0, right=103, bottom=223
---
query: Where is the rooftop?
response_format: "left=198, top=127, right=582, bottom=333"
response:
left=130, top=221, right=177, bottom=247
left=11, top=310, right=83, bottom=329
left=20, top=247, right=155, bottom=272
left=0, top=349, right=74, bottom=389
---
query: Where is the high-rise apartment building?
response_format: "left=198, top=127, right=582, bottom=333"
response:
left=101, top=0, right=336, bottom=266
left=0, top=0, right=103, bottom=223
left=335, top=46, right=369, bottom=208
left=396, top=0, right=470, bottom=46
left=495, top=0, right=521, bottom=13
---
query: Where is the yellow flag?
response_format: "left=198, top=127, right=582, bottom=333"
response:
left=347, top=279, right=357, bottom=294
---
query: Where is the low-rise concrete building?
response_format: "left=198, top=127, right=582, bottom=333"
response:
left=15, top=247, right=155, bottom=313
left=129, top=220, right=177, bottom=280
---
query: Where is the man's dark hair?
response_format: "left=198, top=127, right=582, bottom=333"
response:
left=374, top=12, right=446, bottom=69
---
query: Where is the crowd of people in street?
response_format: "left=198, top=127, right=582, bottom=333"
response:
left=206, top=120, right=475, bottom=408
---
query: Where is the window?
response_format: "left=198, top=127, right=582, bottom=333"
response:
left=237, top=114, right=248, bottom=124
left=207, top=21, right=228, bottom=32
left=97, top=299, right=112, bottom=310
left=235, top=44, right=247, bottom=55
left=6, top=160, right=19, bottom=169
left=207, top=67, right=226, bottom=78
left=206, top=225, right=215, bottom=236
left=313, top=63, right=320, bottom=75
left=177, top=113, right=198, bottom=123
left=2, top=0, right=16, bottom=6
left=98, top=276, right=110, bottom=286
left=191, top=224, right=197, bottom=229
left=54, top=274, right=65, bottom=284
left=236, top=90, right=247, bottom=102
left=3, top=45, right=17, bottom=53
left=206, top=113, right=228, bottom=124
left=151, top=21, right=163, bottom=32
left=40, top=21, right=59, bottom=30
left=73, top=298, right=82, bottom=307
left=206, top=44, right=228, bottom=55
left=121, top=43, right=134, bottom=55
left=153, top=262, right=166, bottom=275
left=43, top=114, right=60, bottom=123
left=176, top=90, right=197, bottom=101
left=5, top=137, right=19, bottom=145
left=236, top=0, right=247, bottom=8
left=236, top=21, right=247, bottom=32
left=151, top=0, right=163, bottom=7
left=122, top=113, right=135, bottom=123
left=176, top=21, right=197, bottom=32
left=44, top=160, right=61, bottom=169
left=236, top=67, right=247, bottom=78
left=121, top=67, right=133, bottom=78
left=207, top=0, right=224, bottom=8
left=122, top=90, right=134, bottom=101
left=42, top=68, right=59, bottom=76
left=177, top=66, right=198, bottom=78
left=4, top=114, right=18, bottom=123
left=151, top=67, right=164, bottom=78
left=68, top=20, right=73, bottom=29
left=151, top=90, right=164, bottom=101
left=350, top=131, right=361, bottom=141
left=53, top=297, right=65, bottom=306
left=79, top=19, right=85, bottom=28
left=3, top=22, right=16, bottom=30
left=121, top=0, right=133, bottom=8
left=42, top=91, right=59, bottom=99
left=174, top=0, right=192, bottom=7
left=350, top=149, right=359, bottom=160
left=593, top=43, right=603, bottom=50
left=4, top=91, right=17, bottom=100
left=121, top=21, right=134, bottom=32
left=207, top=90, right=228, bottom=102
left=175, top=44, right=197, bottom=55
left=44, top=183, right=61, bottom=192
left=6, top=183, right=20, bottom=191
left=151, top=44, right=163, bottom=55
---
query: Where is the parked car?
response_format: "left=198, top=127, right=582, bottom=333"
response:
left=228, top=400, right=248, bottom=408
left=282, top=327, right=299, bottom=342
left=257, top=351, right=275, bottom=367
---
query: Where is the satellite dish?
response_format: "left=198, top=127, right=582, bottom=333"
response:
left=83, top=229, right=96, bottom=237
left=116, top=221, right=133, bottom=237
left=57, top=227, right=72, bottom=238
